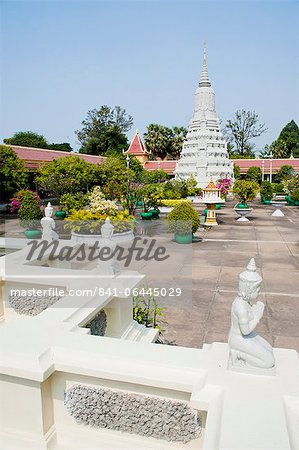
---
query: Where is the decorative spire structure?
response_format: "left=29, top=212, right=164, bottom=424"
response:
left=124, top=129, right=150, bottom=164
left=199, top=39, right=211, bottom=88
left=174, top=41, right=234, bottom=188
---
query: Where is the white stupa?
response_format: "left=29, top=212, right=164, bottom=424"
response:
left=175, top=42, right=234, bottom=188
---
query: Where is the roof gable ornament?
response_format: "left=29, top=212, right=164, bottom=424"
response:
left=125, top=130, right=150, bottom=156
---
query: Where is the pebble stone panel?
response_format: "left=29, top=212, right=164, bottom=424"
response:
left=8, top=294, right=61, bottom=316
left=85, top=309, right=107, bottom=336
left=64, top=385, right=201, bottom=443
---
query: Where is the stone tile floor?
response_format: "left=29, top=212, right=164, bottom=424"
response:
left=1, top=200, right=298, bottom=351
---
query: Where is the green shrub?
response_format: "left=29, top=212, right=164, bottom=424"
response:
left=282, top=174, right=299, bottom=195
left=59, top=192, right=89, bottom=214
left=167, top=202, right=200, bottom=235
left=233, top=180, right=259, bottom=204
left=246, top=167, right=262, bottom=184
left=64, top=209, right=134, bottom=234
left=260, top=181, right=273, bottom=201
left=133, top=286, right=166, bottom=334
left=271, top=182, right=285, bottom=194
left=161, top=199, right=190, bottom=207
left=18, top=191, right=43, bottom=229
left=291, top=188, right=299, bottom=202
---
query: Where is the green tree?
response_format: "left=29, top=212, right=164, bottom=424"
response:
left=224, top=110, right=267, bottom=156
left=0, top=145, right=29, bottom=202
left=76, top=106, right=133, bottom=156
left=4, top=131, right=48, bottom=148
left=47, top=143, right=73, bottom=152
left=260, top=181, right=273, bottom=201
left=144, top=169, right=169, bottom=184
left=258, top=145, right=271, bottom=158
left=18, top=191, right=43, bottom=229
left=233, top=179, right=259, bottom=204
left=35, top=156, right=100, bottom=202
left=144, top=124, right=172, bottom=160
left=246, top=167, right=262, bottom=184
left=275, top=165, right=295, bottom=182
left=270, top=120, right=299, bottom=158
left=170, top=126, right=187, bottom=159
left=97, top=155, right=137, bottom=202
left=233, top=163, right=241, bottom=179
left=144, top=124, right=187, bottom=160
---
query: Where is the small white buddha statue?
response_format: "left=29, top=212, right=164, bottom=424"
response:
left=228, top=258, right=275, bottom=373
left=96, top=217, right=120, bottom=276
left=41, top=203, right=58, bottom=241
left=101, top=217, right=114, bottom=240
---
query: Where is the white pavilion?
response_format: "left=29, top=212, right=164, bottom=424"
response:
left=175, top=42, right=234, bottom=188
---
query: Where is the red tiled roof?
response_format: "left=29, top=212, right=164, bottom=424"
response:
left=233, top=158, right=299, bottom=174
left=5, top=145, right=106, bottom=170
left=144, top=160, right=177, bottom=174
left=126, top=131, right=149, bottom=155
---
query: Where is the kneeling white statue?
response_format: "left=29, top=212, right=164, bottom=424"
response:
left=228, top=258, right=275, bottom=373
left=41, top=203, right=58, bottom=241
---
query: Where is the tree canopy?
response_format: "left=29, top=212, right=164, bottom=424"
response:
left=246, top=167, right=262, bottom=184
left=224, top=110, right=267, bottom=156
left=47, top=142, right=73, bottom=152
left=76, top=105, right=133, bottom=156
left=144, top=124, right=187, bottom=160
left=4, top=131, right=48, bottom=149
left=275, top=165, right=295, bottom=182
left=0, top=145, right=29, bottom=202
left=35, top=156, right=100, bottom=201
left=270, top=120, right=299, bottom=158
left=4, top=131, right=73, bottom=152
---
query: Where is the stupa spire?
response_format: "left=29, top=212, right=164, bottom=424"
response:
left=199, top=39, right=211, bottom=87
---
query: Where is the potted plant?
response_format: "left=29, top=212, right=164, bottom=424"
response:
left=290, top=188, right=299, bottom=206
left=18, top=191, right=43, bottom=238
left=233, top=180, right=259, bottom=222
left=167, top=202, right=200, bottom=244
left=141, top=184, right=162, bottom=220
left=64, top=186, right=135, bottom=243
left=260, top=181, right=273, bottom=205
left=10, top=189, right=42, bottom=213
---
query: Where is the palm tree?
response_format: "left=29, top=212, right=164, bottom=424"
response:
left=144, top=124, right=172, bottom=160
left=170, top=127, right=187, bottom=159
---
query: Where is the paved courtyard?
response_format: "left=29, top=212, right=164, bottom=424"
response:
left=1, top=201, right=299, bottom=352
left=162, top=201, right=299, bottom=351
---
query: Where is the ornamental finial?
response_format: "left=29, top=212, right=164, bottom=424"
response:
left=199, top=38, right=211, bottom=87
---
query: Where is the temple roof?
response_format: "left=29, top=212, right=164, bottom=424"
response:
left=143, top=160, right=177, bottom=174
left=126, top=130, right=150, bottom=155
left=4, top=145, right=106, bottom=170
left=204, top=179, right=218, bottom=190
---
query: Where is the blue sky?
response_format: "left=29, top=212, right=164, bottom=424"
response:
left=1, top=0, right=298, bottom=152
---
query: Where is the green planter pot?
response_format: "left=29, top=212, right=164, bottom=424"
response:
left=136, top=201, right=143, bottom=207
left=216, top=204, right=221, bottom=210
left=55, top=211, right=67, bottom=219
left=237, top=203, right=249, bottom=209
left=174, top=233, right=193, bottom=244
left=149, top=209, right=160, bottom=219
left=141, top=212, right=153, bottom=220
left=24, top=229, right=42, bottom=239
left=263, top=200, right=271, bottom=205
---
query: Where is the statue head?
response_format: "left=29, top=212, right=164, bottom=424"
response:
left=238, top=258, right=262, bottom=301
left=45, top=202, right=53, bottom=218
